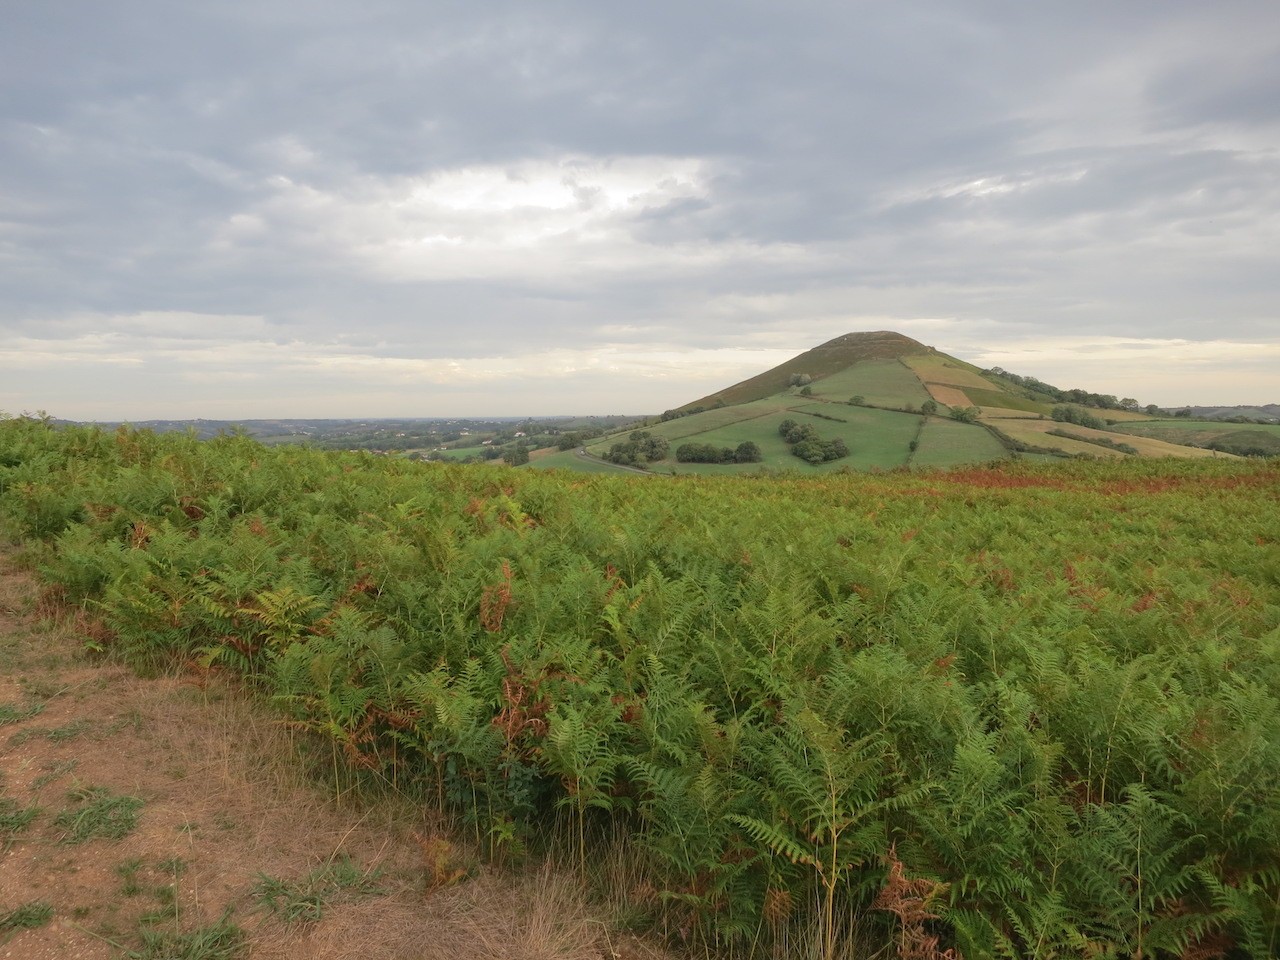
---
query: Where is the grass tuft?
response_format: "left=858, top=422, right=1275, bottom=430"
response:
left=0, top=701, right=43, bottom=724
left=117, top=857, right=146, bottom=895
left=0, top=899, right=54, bottom=932
left=54, top=786, right=144, bottom=843
left=252, top=855, right=381, bottom=925
left=0, top=797, right=40, bottom=838
left=125, top=910, right=244, bottom=960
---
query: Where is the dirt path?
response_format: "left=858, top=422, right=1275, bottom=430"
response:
left=0, top=545, right=663, bottom=960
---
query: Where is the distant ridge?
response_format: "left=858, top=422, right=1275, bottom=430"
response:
left=682, top=330, right=932, bottom=409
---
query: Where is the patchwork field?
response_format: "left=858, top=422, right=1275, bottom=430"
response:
left=997, top=422, right=1129, bottom=458
left=993, top=419, right=1225, bottom=459
left=975, top=406, right=1044, bottom=419
left=804, top=358, right=935, bottom=409
left=1111, top=419, right=1280, bottom=456
left=527, top=449, right=642, bottom=474
left=964, top=388, right=1054, bottom=414
left=902, top=354, right=999, bottom=390
left=790, top=404, right=921, bottom=469
left=924, top=383, right=972, bottom=408
left=557, top=332, right=1267, bottom=477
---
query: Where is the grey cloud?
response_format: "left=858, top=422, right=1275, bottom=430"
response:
left=2, top=1, right=1277, bottom=416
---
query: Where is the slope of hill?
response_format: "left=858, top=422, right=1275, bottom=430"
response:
left=1179, top=404, right=1280, bottom=421
left=563, top=331, right=1251, bottom=475
left=680, top=330, right=933, bottom=409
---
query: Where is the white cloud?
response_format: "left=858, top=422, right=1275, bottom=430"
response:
left=211, top=155, right=809, bottom=284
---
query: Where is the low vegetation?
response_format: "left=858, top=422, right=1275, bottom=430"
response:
left=252, top=856, right=382, bottom=925
left=54, top=786, right=145, bottom=844
left=2, top=414, right=1278, bottom=958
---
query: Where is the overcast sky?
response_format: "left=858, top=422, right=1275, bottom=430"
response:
left=3, top=1, right=1278, bottom=419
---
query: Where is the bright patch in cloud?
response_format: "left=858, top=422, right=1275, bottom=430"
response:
left=218, top=155, right=798, bottom=284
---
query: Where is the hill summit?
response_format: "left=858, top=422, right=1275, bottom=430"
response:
left=683, top=330, right=933, bottom=409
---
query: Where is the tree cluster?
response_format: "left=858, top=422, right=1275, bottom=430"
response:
left=1051, top=405, right=1107, bottom=430
left=605, top=430, right=669, bottom=467
left=675, top=441, right=763, bottom=464
left=778, top=419, right=848, bottom=464
left=985, top=367, right=1142, bottom=412
left=555, top=429, right=603, bottom=451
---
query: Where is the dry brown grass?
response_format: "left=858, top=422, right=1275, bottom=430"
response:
left=0, top=543, right=677, bottom=960
left=922, top=384, right=972, bottom=409
left=998, top=418, right=1224, bottom=459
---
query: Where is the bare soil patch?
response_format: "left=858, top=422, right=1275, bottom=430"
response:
left=0, top=546, right=667, bottom=960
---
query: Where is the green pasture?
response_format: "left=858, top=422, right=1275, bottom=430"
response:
left=805, top=359, right=934, bottom=409
left=963, top=387, right=1053, bottom=415
left=909, top=418, right=1010, bottom=467
left=580, top=400, right=1020, bottom=474
left=583, top=397, right=794, bottom=455
left=526, top=450, right=643, bottom=474
left=659, top=405, right=916, bottom=474
left=788, top=404, right=920, bottom=469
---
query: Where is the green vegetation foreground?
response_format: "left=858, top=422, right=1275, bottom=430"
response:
left=2, top=416, right=1278, bottom=958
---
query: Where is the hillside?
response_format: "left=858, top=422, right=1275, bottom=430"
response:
left=680, top=330, right=934, bottom=409
left=561, top=330, right=1269, bottom=475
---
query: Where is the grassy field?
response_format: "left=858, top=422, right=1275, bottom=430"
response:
left=580, top=403, right=928, bottom=474
left=650, top=405, right=917, bottom=473
left=790, top=404, right=919, bottom=469
left=964, top=387, right=1053, bottom=414
left=805, top=359, right=935, bottom=409
left=924, top=383, right=971, bottom=409
left=1111, top=419, right=1280, bottom=456
left=902, top=354, right=999, bottom=390
left=975, top=406, right=1044, bottom=419
left=583, top=398, right=795, bottom=456
left=910, top=417, right=1010, bottom=467
left=1001, top=418, right=1224, bottom=459
left=526, top=449, right=645, bottom=474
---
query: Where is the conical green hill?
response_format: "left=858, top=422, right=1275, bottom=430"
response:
left=682, top=330, right=934, bottom=410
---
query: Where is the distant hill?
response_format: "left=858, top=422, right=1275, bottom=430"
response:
left=1177, top=404, right=1280, bottom=422
left=537, top=331, right=1279, bottom=475
left=680, top=330, right=934, bottom=410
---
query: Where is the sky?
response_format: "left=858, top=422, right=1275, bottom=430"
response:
left=2, top=1, right=1278, bottom=420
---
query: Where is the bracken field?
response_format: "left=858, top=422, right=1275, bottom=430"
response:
left=1, top=415, right=1278, bottom=959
